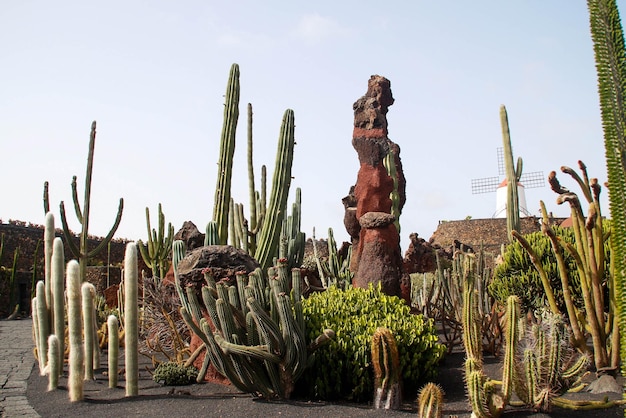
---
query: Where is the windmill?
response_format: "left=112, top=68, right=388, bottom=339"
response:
left=471, top=147, right=545, bottom=217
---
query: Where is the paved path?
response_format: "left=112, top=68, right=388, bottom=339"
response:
left=0, top=319, right=40, bottom=418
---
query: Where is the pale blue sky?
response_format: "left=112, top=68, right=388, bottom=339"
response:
left=1, top=1, right=619, bottom=251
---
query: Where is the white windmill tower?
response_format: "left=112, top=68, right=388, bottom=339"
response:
left=471, top=147, right=545, bottom=217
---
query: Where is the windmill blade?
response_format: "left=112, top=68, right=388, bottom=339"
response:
left=497, top=147, right=505, bottom=175
left=471, top=176, right=500, bottom=194
left=519, top=171, right=545, bottom=189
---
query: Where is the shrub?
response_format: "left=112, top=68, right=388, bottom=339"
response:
left=152, top=361, right=198, bottom=386
left=297, top=284, right=445, bottom=401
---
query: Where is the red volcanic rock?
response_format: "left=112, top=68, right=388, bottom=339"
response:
left=344, top=75, right=406, bottom=300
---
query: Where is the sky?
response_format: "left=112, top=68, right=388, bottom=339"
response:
left=1, top=1, right=621, bottom=253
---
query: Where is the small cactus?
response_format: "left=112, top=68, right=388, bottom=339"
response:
left=417, top=382, right=444, bottom=418
left=107, top=315, right=119, bottom=388
left=371, top=327, right=401, bottom=410
left=47, top=334, right=60, bottom=391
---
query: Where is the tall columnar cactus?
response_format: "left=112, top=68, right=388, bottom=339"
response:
left=278, top=187, right=305, bottom=269
left=51, top=237, right=65, bottom=375
left=66, top=260, right=84, bottom=402
left=247, top=102, right=258, bottom=254
left=586, top=0, right=626, bottom=378
left=371, top=327, right=401, bottom=410
left=124, top=243, right=139, bottom=397
left=500, top=105, right=522, bottom=242
left=35, top=280, right=49, bottom=376
left=213, top=63, right=240, bottom=245
left=172, top=240, right=333, bottom=399
left=138, top=203, right=174, bottom=279
left=43, top=212, right=55, bottom=318
left=47, top=334, right=60, bottom=391
left=81, top=282, right=96, bottom=380
left=462, top=254, right=517, bottom=418
left=107, top=315, right=119, bottom=388
left=383, top=148, right=401, bottom=234
left=254, top=109, right=296, bottom=270
left=46, top=121, right=124, bottom=282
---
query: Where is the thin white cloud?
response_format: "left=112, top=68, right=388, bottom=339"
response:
left=293, top=13, right=350, bottom=45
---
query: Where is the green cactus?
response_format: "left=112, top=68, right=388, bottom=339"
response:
left=213, top=63, right=240, bottom=245
left=383, top=148, right=401, bottom=234
left=247, top=103, right=259, bottom=254
left=278, top=188, right=305, bottom=269
left=586, top=0, right=626, bottom=376
left=66, top=260, right=84, bottom=402
left=124, top=243, right=139, bottom=397
left=371, top=327, right=401, bottom=410
left=138, top=203, right=174, bottom=279
left=45, top=121, right=124, bottom=282
left=107, top=315, right=119, bottom=388
left=254, top=109, right=296, bottom=270
left=172, top=240, right=333, bottom=399
left=417, top=382, right=444, bottom=418
left=462, top=252, right=517, bottom=418
left=500, top=105, right=522, bottom=243
left=43, top=212, right=54, bottom=317
left=512, top=312, right=590, bottom=412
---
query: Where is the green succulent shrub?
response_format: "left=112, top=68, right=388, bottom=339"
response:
left=297, top=284, right=445, bottom=401
left=152, top=361, right=198, bottom=386
left=489, top=224, right=610, bottom=314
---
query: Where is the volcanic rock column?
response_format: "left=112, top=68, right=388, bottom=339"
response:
left=343, top=75, right=406, bottom=297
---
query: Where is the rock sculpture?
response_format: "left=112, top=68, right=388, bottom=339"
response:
left=344, top=75, right=406, bottom=298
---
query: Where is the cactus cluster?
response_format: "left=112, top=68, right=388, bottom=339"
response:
left=153, top=361, right=199, bottom=386
left=462, top=255, right=590, bottom=416
left=138, top=203, right=174, bottom=279
left=172, top=240, right=333, bottom=399
left=208, top=63, right=302, bottom=270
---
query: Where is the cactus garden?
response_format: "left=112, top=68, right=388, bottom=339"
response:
left=3, top=1, right=626, bottom=417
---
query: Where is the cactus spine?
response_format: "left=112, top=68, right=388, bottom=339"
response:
left=55, top=121, right=124, bottom=281
left=254, top=109, right=296, bottom=270
left=51, top=237, right=65, bottom=375
left=371, top=327, right=401, bottom=410
left=213, top=63, right=240, bottom=245
left=47, top=334, right=60, bottom=391
left=81, top=282, right=96, bottom=380
left=417, top=382, right=444, bottom=418
left=138, top=203, right=174, bottom=279
left=124, top=243, right=139, bottom=396
left=107, top=315, right=119, bottom=388
left=66, top=260, right=84, bottom=402
left=500, top=105, right=522, bottom=243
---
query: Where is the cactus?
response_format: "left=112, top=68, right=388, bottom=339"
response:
left=66, top=260, right=84, bottom=402
left=47, top=334, right=60, bottom=391
left=212, top=63, right=240, bottom=245
left=246, top=103, right=258, bottom=254
left=35, top=280, right=49, bottom=375
left=172, top=240, right=333, bottom=399
left=278, top=187, right=305, bottom=269
left=124, top=243, right=139, bottom=396
left=417, top=382, right=444, bottom=418
left=511, top=162, right=614, bottom=370
left=586, top=0, right=626, bottom=377
left=500, top=105, right=522, bottom=242
left=371, top=327, right=401, bottom=410
left=254, top=109, right=296, bottom=270
left=512, top=312, right=590, bottom=412
left=43, top=212, right=54, bottom=318
left=51, top=237, right=65, bottom=375
left=383, top=148, right=401, bottom=234
left=81, top=282, right=96, bottom=380
left=462, top=253, right=517, bottom=418
left=138, top=203, right=174, bottom=279
left=107, top=315, right=119, bottom=388
left=46, top=121, right=124, bottom=282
